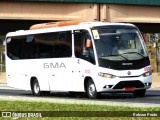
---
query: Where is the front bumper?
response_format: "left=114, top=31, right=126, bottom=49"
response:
left=95, top=75, right=152, bottom=93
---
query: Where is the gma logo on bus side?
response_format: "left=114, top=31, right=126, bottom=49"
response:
left=43, top=62, right=66, bottom=69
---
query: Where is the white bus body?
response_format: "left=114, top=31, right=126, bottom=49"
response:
left=5, top=22, right=152, bottom=98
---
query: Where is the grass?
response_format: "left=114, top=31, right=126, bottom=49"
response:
left=0, top=100, right=160, bottom=120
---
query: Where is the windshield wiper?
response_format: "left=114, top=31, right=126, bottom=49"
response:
left=100, top=54, right=129, bottom=60
left=120, top=51, right=145, bottom=58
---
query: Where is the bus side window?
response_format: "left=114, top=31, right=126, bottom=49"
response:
left=7, top=31, right=72, bottom=60
left=34, top=31, right=72, bottom=58
left=7, top=36, right=28, bottom=60
left=74, top=30, right=95, bottom=64
left=74, top=31, right=82, bottom=58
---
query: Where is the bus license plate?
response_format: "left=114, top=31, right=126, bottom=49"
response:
left=125, top=87, right=135, bottom=91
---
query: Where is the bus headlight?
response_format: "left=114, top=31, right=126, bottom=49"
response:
left=142, top=71, right=152, bottom=77
left=98, top=72, right=116, bottom=78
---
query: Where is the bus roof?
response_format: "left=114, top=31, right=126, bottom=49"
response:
left=6, top=22, right=136, bottom=37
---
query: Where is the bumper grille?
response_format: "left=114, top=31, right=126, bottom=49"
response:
left=113, top=80, right=144, bottom=89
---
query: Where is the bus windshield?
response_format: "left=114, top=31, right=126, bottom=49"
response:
left=92, top=26, right=148, bottom=61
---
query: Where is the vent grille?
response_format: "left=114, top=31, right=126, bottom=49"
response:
left=113, top=80, right=144, bottom=89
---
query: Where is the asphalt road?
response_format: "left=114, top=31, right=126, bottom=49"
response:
left=0, top=85, right=160, bottom=107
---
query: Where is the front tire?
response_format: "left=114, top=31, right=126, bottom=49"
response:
left=133, top=89, right=146, bottom=97
left=87, top=79, right=100, bottom=99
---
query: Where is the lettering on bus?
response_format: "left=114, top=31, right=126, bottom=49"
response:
left=43, top=62, right=66, bottom=69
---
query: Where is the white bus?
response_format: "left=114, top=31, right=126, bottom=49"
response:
left=5, top=21, right=152, bottom=99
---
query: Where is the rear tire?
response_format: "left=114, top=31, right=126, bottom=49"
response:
left=86, top=79, right=100, bottom=99
left=133, top=89, right=146, bottom=97
left=32, top=79, right=41, bottom=96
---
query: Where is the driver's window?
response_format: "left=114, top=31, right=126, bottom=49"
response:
left=74, top=30, right=95, bottom=64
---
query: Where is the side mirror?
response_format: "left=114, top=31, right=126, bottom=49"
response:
left=86, top=39, right=92, bottom=48
left=142, top=33, right=146, bottom=43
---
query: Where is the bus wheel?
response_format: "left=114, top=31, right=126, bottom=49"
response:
left=87, top=79, right=99, bottom=99
left=133, top=89, right=146, bottom=97
left=32, top=79, right=41, bottom=96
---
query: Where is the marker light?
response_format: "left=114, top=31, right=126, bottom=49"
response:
left=142, top=71, right=152, bottom=77
left=98, top=72, right=116, bottom=78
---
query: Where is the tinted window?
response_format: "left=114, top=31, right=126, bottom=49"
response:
left=7, top=31, right=72, bottom=60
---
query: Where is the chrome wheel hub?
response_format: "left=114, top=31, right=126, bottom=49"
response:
left=34, top=82, right=40, bottom=94
left=89, top=84, right=95, bottom=97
